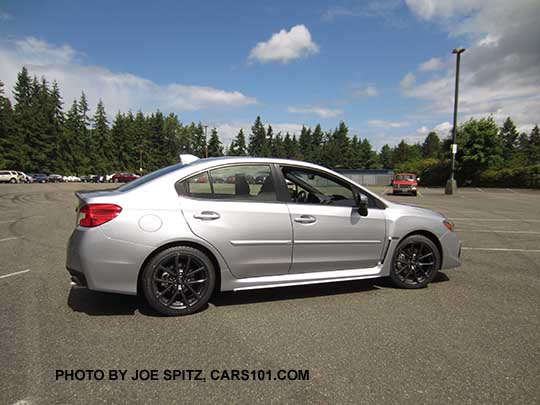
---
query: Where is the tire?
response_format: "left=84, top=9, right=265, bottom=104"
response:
left=113, top=178, right=119, bottom=183
left=412, top=191, right=417, bottom=196
left=9, top=178, right=16, bottom=184
left=389, top=234, right=440, bottom=289
left=141, top=246, right=216, bottom=316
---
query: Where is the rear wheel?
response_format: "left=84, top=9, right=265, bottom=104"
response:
left=389, top=235, right=440, bottom=288
left=9, top=178, right=16, bottom=183
left=141, top=246, right=216, bottom=316
left=412, top=190, right=417, bottom=196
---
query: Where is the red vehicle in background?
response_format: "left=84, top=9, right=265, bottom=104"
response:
left=392, top=173, right=419, bottom=196
left=111, top=172, right=140, bottom=183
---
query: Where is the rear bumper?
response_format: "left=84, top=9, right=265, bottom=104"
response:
left=66, top=227, right=153, bottom=295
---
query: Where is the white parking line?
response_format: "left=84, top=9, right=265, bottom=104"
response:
left=506, top=188, right=517, bottom=194
left=476, top=187, right=485, bottom=192
left=0, top=269, right=31, bottom=280
left=457, top=229, right=540, bottom=235
left=0, top=220, right=16, bottom=224
left=0, top=237, right=19, bottom=242
left=450, top=218, right=540, bottom=223
left=462, top=247, right=540, bottom=253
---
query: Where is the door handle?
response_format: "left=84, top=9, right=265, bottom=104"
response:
left=193, top=211, right=221, bottom=220
left=294, top=215, right=317, bottom=224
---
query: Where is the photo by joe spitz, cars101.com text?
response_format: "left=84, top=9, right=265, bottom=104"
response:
left=2, top=0, right=540, bottom=403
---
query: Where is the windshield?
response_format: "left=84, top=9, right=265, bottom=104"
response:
left=395, top=174, right=416, bottom=181
left=118, top=163, right=184, bottom=192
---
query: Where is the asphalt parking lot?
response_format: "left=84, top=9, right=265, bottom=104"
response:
left=1, top=183, right=539, bottom=404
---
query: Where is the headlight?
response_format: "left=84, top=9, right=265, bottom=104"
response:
left=443, top=219, right=454, bottom=231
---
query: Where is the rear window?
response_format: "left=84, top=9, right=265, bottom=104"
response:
left=118, top=163, right=184, bottom=192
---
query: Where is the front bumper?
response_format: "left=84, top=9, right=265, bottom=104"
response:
left=440, top=230, right=462, bottom=269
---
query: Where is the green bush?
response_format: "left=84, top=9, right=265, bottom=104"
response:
left=478, top=165, right=540, bottom=188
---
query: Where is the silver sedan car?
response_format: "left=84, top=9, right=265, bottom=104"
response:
left=67, top=157, right=461, bottom=316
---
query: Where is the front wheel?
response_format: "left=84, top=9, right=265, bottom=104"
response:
left=141, top=246, right=216, bottom=316
left=389, top=235, right=440, bottom=288
left=9, top=178, right=17, bottom=183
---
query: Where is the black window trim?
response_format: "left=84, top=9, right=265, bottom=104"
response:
left=175, top=163, right=283, bottom=204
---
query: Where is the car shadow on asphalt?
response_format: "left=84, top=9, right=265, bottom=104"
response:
left=211, top=278, right=383, bottom=307
left=67, top=288, right=151, bottom=316
left=67, top=273, right=450, bottom=315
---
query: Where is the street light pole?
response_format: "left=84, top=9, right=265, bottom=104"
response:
left=203, top=124, right=208, bottom=158
left=445, top=47, right=465, bottom=195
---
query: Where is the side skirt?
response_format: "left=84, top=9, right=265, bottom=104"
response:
left=224, top=265, right=385, bottom=292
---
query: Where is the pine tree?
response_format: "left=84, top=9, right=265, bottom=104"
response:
left=91, top=99, right=110, bottom=172
left=229, top=129, right=248, bottom=156
left=0, top=81, right=15, bottom=167
left=379, top=144, right=392, bottom=169
left=12, top=67, right=33, bottom=169
left=298, top=125, right=312, bottom=160
left=310, top=124, right=323, bottom=163
left=190, top=123, right=207, bottom=158
left=207, top=128, right=223, bottom=157
left=422, top=132, right=441, bottom=158
left=528, top=125, right=540, bottom=165
left=271, top=132, right=286, bottom=158
left=500, top=117, right=519, bottom=160
left=248, top=116, right=268, bottom=156
left=49, top=81, right=64, bottom=171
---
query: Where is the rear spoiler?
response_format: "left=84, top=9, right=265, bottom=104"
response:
left=179, top=154, right=200, bottom=165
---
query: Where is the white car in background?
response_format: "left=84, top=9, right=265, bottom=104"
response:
left=0, top=170, right=19, bottom=183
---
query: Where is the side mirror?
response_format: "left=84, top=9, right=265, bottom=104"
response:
left=354, top=191, right=369, bottom=216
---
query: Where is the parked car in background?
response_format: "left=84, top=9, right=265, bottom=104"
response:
left=392, top=173, right=419, bottom=196
left=63, top=175, right=81, bottom=182
left=17, top=171, right=34, bottom=183
left=92, top=174, right=106, bottom=183
left=80, top=175, right=92, bottom=182
left=33, top=173, right=48, bottom=183
left=66, top=156, right=461, bottom=316
left=111, top=172, right=140, bottom=183
left=47, top=174, right=64, bottom=183
left=0, top=170, right=19, bottom=183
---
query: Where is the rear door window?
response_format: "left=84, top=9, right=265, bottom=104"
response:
left=176, top=165, right=277, bottom=202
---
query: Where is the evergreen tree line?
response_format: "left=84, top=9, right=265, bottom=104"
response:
left=1, top=67, right=539, bottom=187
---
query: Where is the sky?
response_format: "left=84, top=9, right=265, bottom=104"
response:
left=1, top=0, right=539, bottom=149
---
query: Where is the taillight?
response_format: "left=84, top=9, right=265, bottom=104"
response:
left=79, top=204, right=122, bottom=227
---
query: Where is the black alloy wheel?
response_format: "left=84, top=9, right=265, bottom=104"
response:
left=389, top=234, right=440, bottom=288
left=142, top=246, right=215, bottom=316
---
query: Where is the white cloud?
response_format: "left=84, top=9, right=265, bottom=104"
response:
left=287, top=106, right=343, bottom=119
left=368, top=119, right=409, bottom=129
left=403, top=0, right=540, bottom=130
left=248, top=25, right=319, bottom=64
left=417, top=126, right=429, bottom=135
left=0, top=10, right=14, bottom=21
left=0, top=36, right=257, bottom=114
left=419, top=57, right=444, bottom=71
left=400, top=72, right=416, bottom=89
left=434, top=121, right=452, bottom=136
left=353, top=84, right=379, bottom=97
